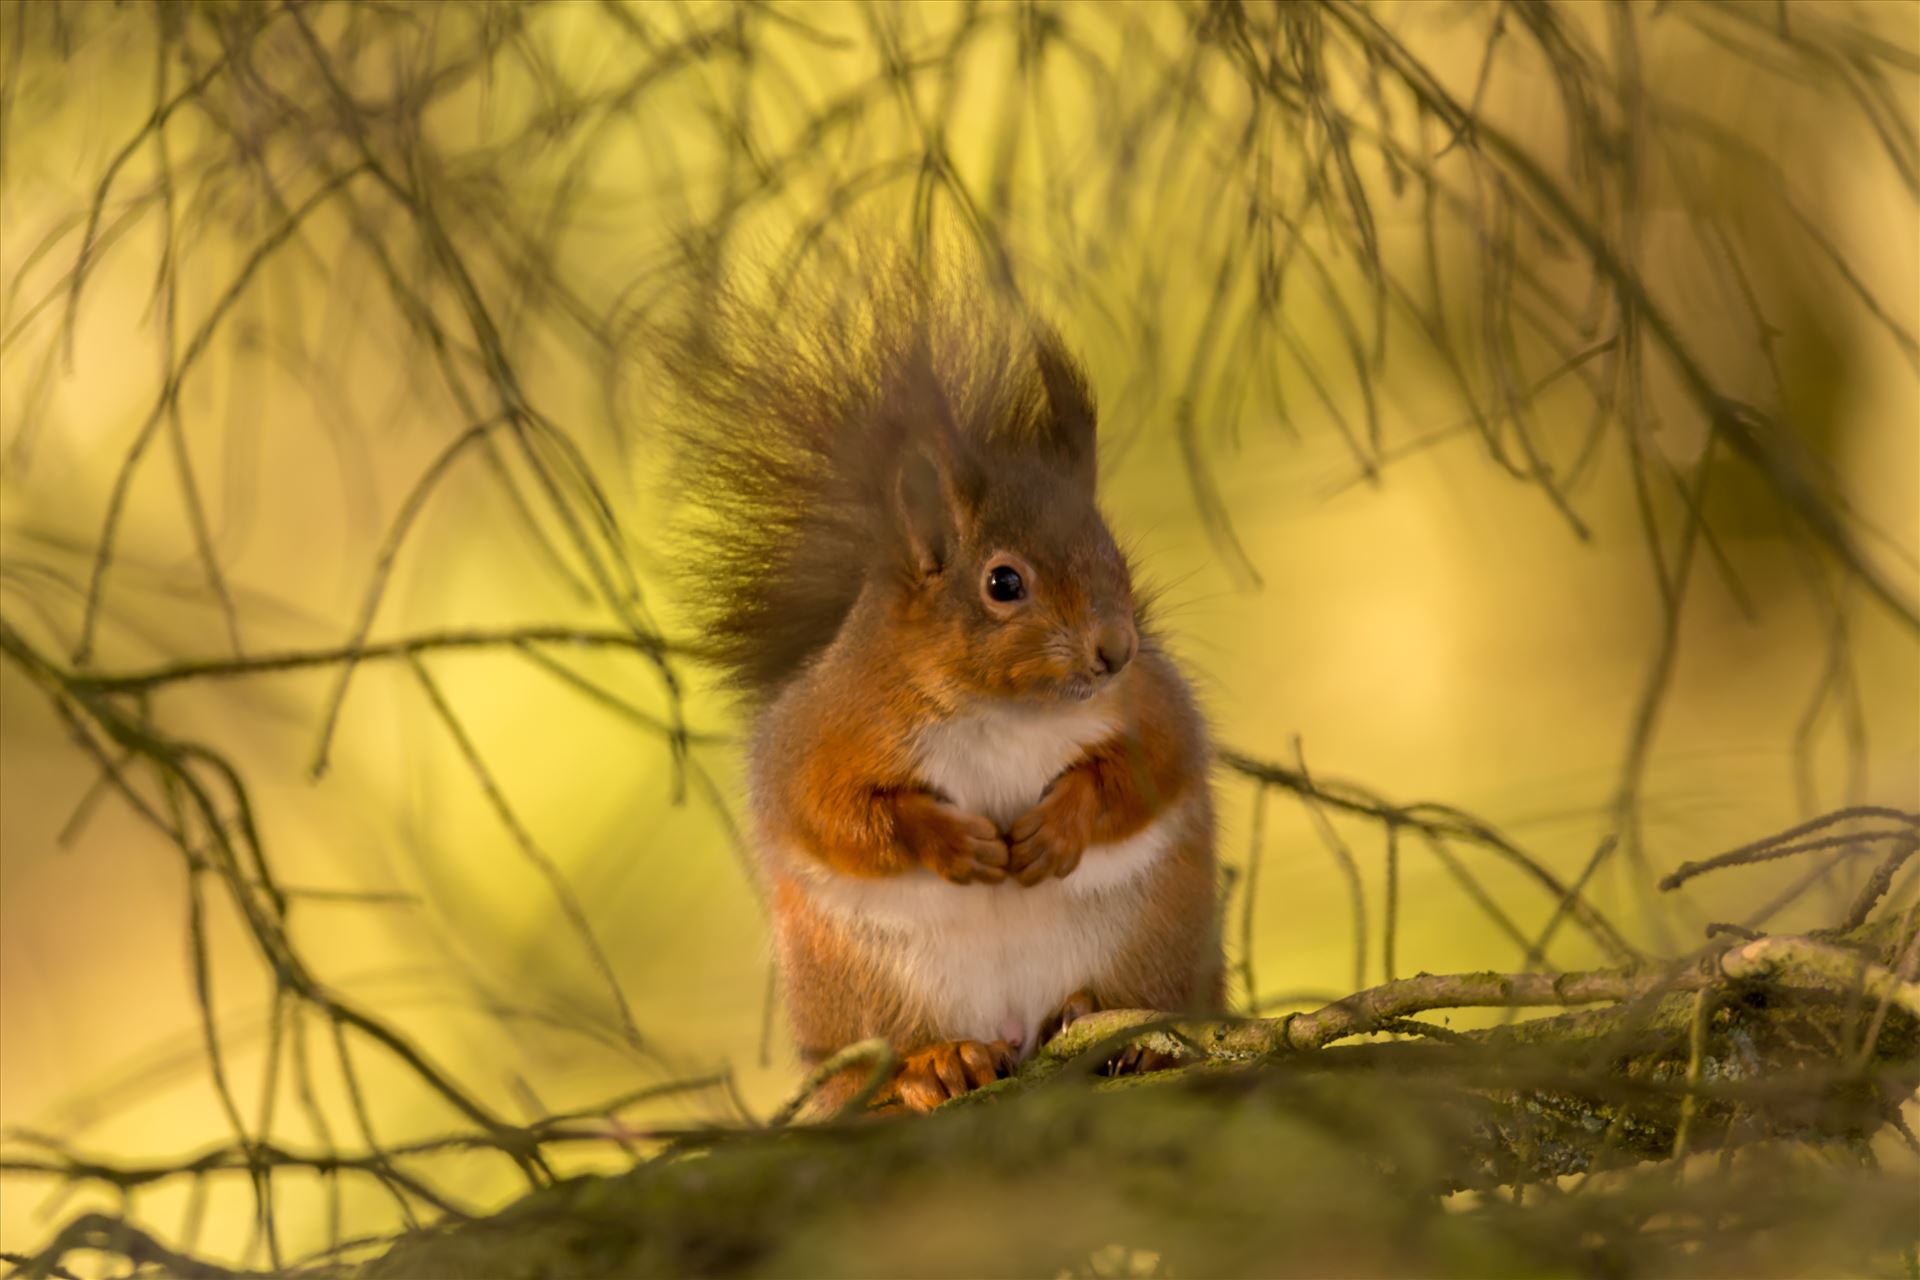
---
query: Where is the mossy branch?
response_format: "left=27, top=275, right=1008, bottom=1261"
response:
left=345, top=920, right=1920, bottom=1280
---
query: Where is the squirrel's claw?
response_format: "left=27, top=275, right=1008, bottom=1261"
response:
left=1037, top=990, right=1183, bottom=1076
left=888, top=1039, right=1017, bottom=1112
left=1039, top=987, right=1102, bottom=1046
left=1105, top=1043, right=1184, bottom=1077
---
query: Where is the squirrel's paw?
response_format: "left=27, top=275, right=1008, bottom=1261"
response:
left=1007, top=767, right=1098, bottom=886
left=895, top=793, right=1010, bottom=884
left=1040, top=990, right=1183, bottom=1076
left=1103, top=1042, right=1185, bottom=1077
left=1038, top=987, right=1103, bottom=1047
left=887, top=1039, right=1017, bottom=1112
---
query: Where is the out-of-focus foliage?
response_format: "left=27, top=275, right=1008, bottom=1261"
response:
left=0, top=1, right=1914, bottom=1276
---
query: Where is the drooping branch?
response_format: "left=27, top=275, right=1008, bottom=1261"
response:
left=3, top=2, right=1916, bottom=1276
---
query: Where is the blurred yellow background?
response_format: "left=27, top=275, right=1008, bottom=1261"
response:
left=1, top=0, right=1914, bottom=1268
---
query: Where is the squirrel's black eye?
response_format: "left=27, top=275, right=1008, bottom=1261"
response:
left=986, top=564, right=1026, bottom=603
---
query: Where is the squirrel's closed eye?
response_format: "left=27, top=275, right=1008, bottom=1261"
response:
left=985, top=563, right=1026, bottom=603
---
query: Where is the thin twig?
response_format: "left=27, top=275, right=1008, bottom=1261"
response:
left=406, top=654, right=644, bottom=1050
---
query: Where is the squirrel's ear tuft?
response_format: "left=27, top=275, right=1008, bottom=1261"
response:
left=891, top=442, right=954, bottom=577
left=882, top=333, right=976, bottom=579
left=1034, top=332, right=1097, bottom=491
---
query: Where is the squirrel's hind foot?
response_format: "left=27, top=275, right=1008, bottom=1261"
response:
left=1038, top=987, right=1103, bottom=1049
left=1040, top=989, right=1185, bottom=1077
left=1102, top=1042, right=1184, bottom=1077
left=884, top=1039, right=1017, bottom=1113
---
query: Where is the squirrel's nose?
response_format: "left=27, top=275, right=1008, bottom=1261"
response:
left=1095, top=621, right=1137, bottom=677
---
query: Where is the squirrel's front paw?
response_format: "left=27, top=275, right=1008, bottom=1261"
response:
left=894, top=792, right=1010, bottom=884
left=886, top=1039, right=1017, bottom=1112
left=1007, top=767, right=1098, bottom=885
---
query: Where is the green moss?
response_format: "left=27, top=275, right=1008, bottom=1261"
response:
left=361, top=994, right=1918, bottom=1280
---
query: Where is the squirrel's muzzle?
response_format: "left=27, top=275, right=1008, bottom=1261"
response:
left=1094, top=620, right=1137, bottom=679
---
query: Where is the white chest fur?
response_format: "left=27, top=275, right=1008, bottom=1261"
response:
left=784, top=698, right=1178, bottom=1053
left=912, top=697, right=1119, bottom=827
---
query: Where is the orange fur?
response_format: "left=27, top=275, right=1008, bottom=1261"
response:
left=757, top=624, right=1220, bottom=1112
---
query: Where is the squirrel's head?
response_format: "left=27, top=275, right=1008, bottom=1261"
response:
left=873, top=328, right=1138, bottom=706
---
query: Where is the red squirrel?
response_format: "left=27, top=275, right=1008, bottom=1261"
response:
left=668, top=267, right=1221, bottom=1112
